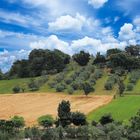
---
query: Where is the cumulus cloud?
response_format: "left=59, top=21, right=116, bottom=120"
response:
left=119, top=23, right=136, bottom=41
left=88, top=0, right=108, bottom=8
left=29, top=35, right=126, bottom=55
left=48, top=13, right=99, bottom=33
left=30, top=35, right=70, bottom=54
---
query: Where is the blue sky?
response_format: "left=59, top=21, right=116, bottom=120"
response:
left=0, top=0, right=140, bottom=72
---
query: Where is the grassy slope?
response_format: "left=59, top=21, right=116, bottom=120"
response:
left=124, top=74, right=140, bottom=95
left=0, top=78, right=30, bottom=94
left=87, top=95, right=140, bottom=124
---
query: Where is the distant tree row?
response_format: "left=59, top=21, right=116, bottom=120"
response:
left=0, top=45, right=139, bottom=79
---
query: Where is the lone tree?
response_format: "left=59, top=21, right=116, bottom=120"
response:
left=57, top=100, right=71, bottom=127
left=118, top=80, right=125, bottom=96
left=82, top=82, right=94, bottom=96
left=72, top=51, right=90, bottom=66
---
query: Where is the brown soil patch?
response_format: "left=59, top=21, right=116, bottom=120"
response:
left=0, top=93, right=113, bottom=126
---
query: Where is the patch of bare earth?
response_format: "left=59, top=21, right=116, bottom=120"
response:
left=0, top=93, right=113, bottom=126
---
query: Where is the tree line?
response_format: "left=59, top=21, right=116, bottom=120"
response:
left=0, top=45, right=139, bottom=79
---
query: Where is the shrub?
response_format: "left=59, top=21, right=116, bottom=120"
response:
left=94, top=69, right=103, bottom=79
left=11, top=116, right=25, bottom=129
left=55, top=73, right=64, bottom=82
left=67, top=87, right=74, bottom=95
left=71, top=112, right=87, bottom=126
left=72, top=51, right=90, bottom=66
left=38, top=115, right=54, bottom=128
left=99, top=114, right=114, bottom=125
left=28, top=79, right=39, bottom=91
left=104, top=82, right=113, bottom=90
left=64, top=77, right=73, bottom=85
left=56, top=83, right=66, bottom=92
left=13, top=86, right=21, bottom=93
left=127, top=83, right=134, bottom=91
left=48, top=81, right=57, bottom=88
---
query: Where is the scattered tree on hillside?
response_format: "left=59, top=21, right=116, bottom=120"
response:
left=125, top=45, right=140, bottom=57
left=106, top=48, right=122, bottom=57
left=82, top=82, right=94, bottom=96
left=93, top=52, right=106, bottom=66
left=118, top=80, right=125, bottom=96
left=72, top=51, right=90, bottom=66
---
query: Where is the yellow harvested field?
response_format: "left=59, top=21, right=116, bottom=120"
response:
left=0, top=93, right=113, bottom=126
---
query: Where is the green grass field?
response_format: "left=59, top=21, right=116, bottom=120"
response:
left=87, top=95, right=140, bottom=124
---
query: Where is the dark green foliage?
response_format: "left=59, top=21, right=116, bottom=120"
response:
left=93, top=69, right=103, bottom=79
left=67, top=87, right=74, bottom=95
left=38, top=115, right=54, bottom=128
left=71, top=112, right=87, bottom=126
left=118, top=80, right=125, bottom=96
left=11, top=116, right=25, bottom=129
left=130, top=110, right=140, bottom=130
left=28, top=79, right=39, bottom=91
left=73, top=51, right=90, bottom=66
left=129, top=70, right=140, bottom=85
left=9, top=60, right=30, bottom=78
left=127, top=83, right=134, bottom=91
left=48, top=81, right=57, bottom=88
left=9, top=49, right=70, bottom=78
left=24, top=127, right=41, bottom=140
left=104, top=82, right=113, bottom=90
left=93, top=52, right=106, bottom=65
left=13, top=86, right=21, bottom=93
left=125, top=45, right=140, bottom=57
left=41, top=128, right=59, bottom=140
left=107, top=48, right=122, bottom=57
left=104, top=74, right=118, bottom=90
left=99, top=114, right=114, bottom=125
left=64, top=77, right=73, bottom=85
left=56, top=83, right=66, bottom=92
left=82, top=82, right=94, bottom=96
left=58, top=100, right=71, bottom=127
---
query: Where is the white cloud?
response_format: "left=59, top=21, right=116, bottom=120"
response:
left=30, top=35, right=70, bottom=54
left=119, top=23, right=136, bottom=41
left=49, top=14, right=85, bottom=31
left=88, top=0, right=108, bottom=8
left=0, top=10, right=40, bottom=28
left=48, top=13, right=97, bottom=31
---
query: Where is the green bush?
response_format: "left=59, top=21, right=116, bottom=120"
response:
left=71, top=112, right=87, bottom=126
left=56, top=83, right=66, bottom=92
left=38, top=115, right=54, bottom=128
left=64, top=77, right=73, bottom=85
left=28, top=79, right=39, bottom=91
left=104, top=82, right=113, bottom=90
left=94, top=69, right=103, bottom=79
left=127, top=83, right=134, bottom=91
left=67, top=87, right=74, bottom=95
left=11, top=116, right=25, bottom=129
left=13, top=86, right=21, bottom=93
left=99, top=114, right=114, bottom=125
left=48, top=81, right=57, bottom=88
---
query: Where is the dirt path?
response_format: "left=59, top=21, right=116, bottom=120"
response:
left=0, top=93, right=113, bottom=126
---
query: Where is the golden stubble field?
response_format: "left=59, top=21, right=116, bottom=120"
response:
left=0, top=93, right=113, bottom=126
